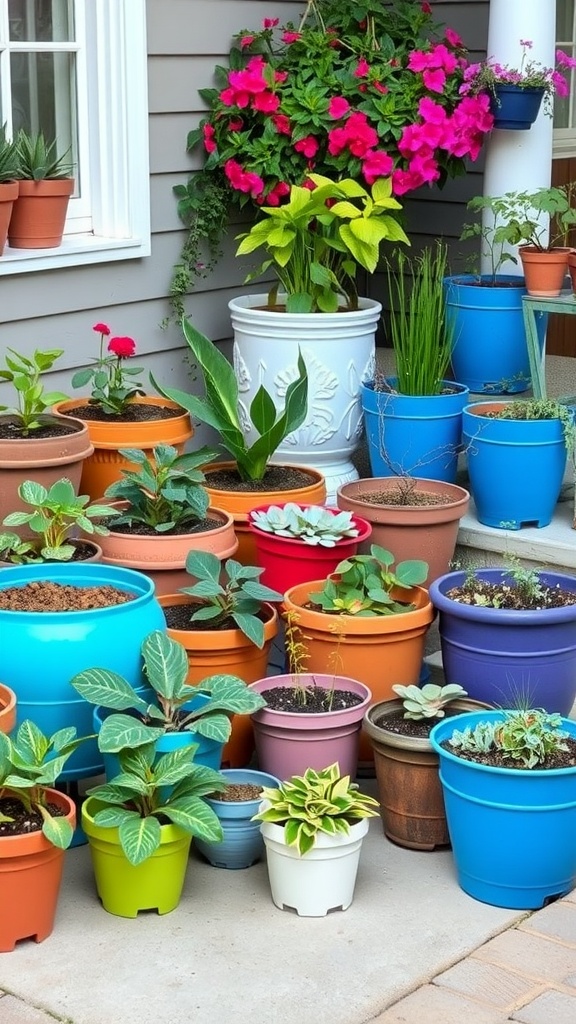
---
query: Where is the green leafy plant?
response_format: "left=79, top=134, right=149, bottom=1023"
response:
left=152, top=319, right=308, bottom=482
left=487, top=398, right=576, bottom=454
left=0, top=123, right=18, bottom=183
left=2, top=478, right=116, bottom=561
left=449, top=709, right=570, bottom=769
left=460, top=194, right=522, bottom=283
left=470, top=185, right=576, bottom=254
left=85, top=742, right=227, bottom=865
left=252, top=762, right=379, bottom=855
left=15, top=129, right=74, bottom=180
left=310, top=544, right=428, bottom=616
left=0, top=721, right=87, bottom=848
left=392, top=683, right=468, bottom=720
left=70, top=630, right=267, bottom=752
left=236, top=175, right=408, bottom=313
left=178, top=551, right=283, bottom=648
left=71, top=323, right=145, bottom=416
left=0, top=348, right=68, bottom=434
left=103, top=444, right=219, bottom=533
left=382, top=242, right=454, bottom=395
left=250, top=503, right=359, bottom=547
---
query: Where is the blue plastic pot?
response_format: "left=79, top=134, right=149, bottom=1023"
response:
left=463, top=401, right=568, bottom=529
left=361, top=379, right=469, bottom=483
left=0, top=564, right=165, bottom=780
left=430, top=710, right=576, bottom=909
left=490, top=85, right=544, bottom=130
left=194, top=769, right=281, bottom=869
left=429, top=569, right=576, bottom=716
left=444, top=275, right=547, bottom=394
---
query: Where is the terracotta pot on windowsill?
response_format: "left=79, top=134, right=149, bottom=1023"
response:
left=8, top=178, right=75, bottom=249
left=0, top=181, right=18, bottom=255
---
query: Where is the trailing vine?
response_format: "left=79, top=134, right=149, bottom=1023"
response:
left=168, top=175, right=229, bottom=321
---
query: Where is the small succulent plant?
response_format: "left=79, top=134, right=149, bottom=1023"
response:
left=250, top=504, right=359, bottom=548
left=449, top=709, right=570, bottom=769
left=393, top=683, right=468, bottom=720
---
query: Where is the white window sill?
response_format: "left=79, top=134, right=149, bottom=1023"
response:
left=0, top=233, right=151, bottom=275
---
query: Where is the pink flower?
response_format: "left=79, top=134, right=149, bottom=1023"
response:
left=219, top=87, right=237, bottom=107
left=228, top=118, right=244, bottom=131
left=409, top=152, right=440, bottom=184
left=253, top=91, right=280, bottom=113
left=423, top=68, right=446, bottom=93
left=444, top=28, right=463, bottom=49
left=354, top=58, right=370, bottom=78
left=264, top=181, right=291, bottom=205
left=202, top=123, right=217, bottom=153
left=240, top=35, right=255, bottom=48
left=282, top=31, right=301, bottom=44
left=392, top=168, right=422, bottom=196
left=294, top=135, right=319, bottom=158
left=362, top=149, right=394, bottom=185
left=556, top=50, right=576, bottom=69
left=328, top=96, right=350, bottom=119
left=93, top=322, right=110, bottom=336
left=108, top=337, right=136, bottom=359
left=263, top=18, right=279, bottom=29
left=552, top=71, right=569, bottom=98
left=224, top=159, right=264, bottom=197
left=421, top=2, right=432, bottom=13
left=272, top=113, right=291, bottom=135
left=373, top=82, right=388, bottom=94
left=275, top=70, right=288, bottom=83
left=328, top=111, right=377, bottom=159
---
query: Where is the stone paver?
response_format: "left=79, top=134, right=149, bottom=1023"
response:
left=369, top=984, right=507, bottom=1023
left=519, top=900, right=576, bottom=946
left=432, top=958, right=543, bottom=1011
left=471, top=926, right=576, bottom=985
left=511, top=989, right=576, bottom=1024
left=0, top=994, right=68, bottom=1024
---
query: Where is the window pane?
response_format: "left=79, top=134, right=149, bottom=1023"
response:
left=557, top=0, right=575, bottom=41
left=11, top=51, right=77, bottom=170
left=8, top=0, right=73, bottom=42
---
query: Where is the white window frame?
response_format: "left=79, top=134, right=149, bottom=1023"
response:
left=0, top=0, right=150, bottom=275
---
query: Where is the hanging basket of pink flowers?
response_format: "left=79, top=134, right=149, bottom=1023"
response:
left=170, top=0, right=495, bottom=317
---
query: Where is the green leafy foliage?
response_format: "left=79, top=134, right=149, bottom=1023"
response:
left=0, top=721, right=87, bottom=848
left=392, top=683, right=468, bottom=720
left=250, top=503, right=358, bottom=547
left=0, top=348, right=68, bottom=434
left=15, top=129, right=74, bottom=180
left=252, top=762, right=379, bottom=855
left=70, top=630, right=267, bottom=751
left=151, top=320, right=308, bottom=481
left=103, top=444, right=219, bottom=533
left=0, top=123, right=18, bottom=183
left=449, top=710, right=570, bottom=769
left=2, top=477, right=116, bottom=562
left=468, top=185, right=576, bottom=254
left=179, top=551, right=283, bottom=648
left=310, top=544, right=428, bottom=616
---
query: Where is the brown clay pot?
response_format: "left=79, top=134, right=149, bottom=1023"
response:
left=96, top=503, right=238, bottom=595
left=568, top=251, right=576, bottom=293
left=159, top=594, right=279, bottom=768
left=0, top=181, right=18, bottom=254
left=519, top=245, right=570, bottom=297
left=0, top=682, right=16, bottom=734
left=204, top=462, right=326, bottom=565
left=363, top=697, right=492, bottom=851
left=8, top=178, right=75, bottom=248
left=52, top=396, right=193, bottom=501
left=0, top=414, right=94, bottom=536
left=337, top=478, right=470, bottom=586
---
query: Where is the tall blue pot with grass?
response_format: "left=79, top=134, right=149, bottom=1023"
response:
left=430, top=710, right=576, bottom=910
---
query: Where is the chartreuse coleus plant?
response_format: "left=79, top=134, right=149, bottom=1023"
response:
left=449, top=709, right=570, bottom=770
left=85, top=742, right=227, bottom=865
left=151, top=319, right=308, bottom=482
left=250, top=503, right=359, bottom=548
left=2, top=477, right=116, bottom=561
left=179, top=551, right=283, bottom=648
left=311, top=544, right=428, bottom=616
left=392, top=683, right=468, bottom=721
left=0, top=348, right=68, bottom=434
left=70, top=630, right=267, bottom=753
left=103, top=443, right=219, bottom=533
left=0, top=722, right=88, bottom=848
left=252, top=762, right=379, bottom=856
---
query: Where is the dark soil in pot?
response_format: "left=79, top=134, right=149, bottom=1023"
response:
left=107, top=515, right=225, bottom=537
left=446, top=579, right=576, bottom=611
left=439, top=738, right=576, bottom=770
left=263, top=685, right=363, bottom=714
left=162, top=605, right=270, bottom=632
left=0, top=419, right=82, bottom=440
left=211, top=783, right=263, bottom=801
left=205, top=466, right=315, bottom=492
left=59, top=403, right=182, bottom=423
left=376, top=705, right=472, bottom=740
left=349, top=483, right=457, bottom=508
left=0, top=796, right=65, bottom=837
left=0, top=581, right=134, bottom=612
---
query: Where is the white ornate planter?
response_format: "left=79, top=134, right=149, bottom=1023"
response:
left=229, top=295, right=381, bottom=502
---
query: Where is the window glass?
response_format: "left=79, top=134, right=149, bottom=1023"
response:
left=555, top=0, right=575, bottom=129
left=8, top=0, right=72, bottom=43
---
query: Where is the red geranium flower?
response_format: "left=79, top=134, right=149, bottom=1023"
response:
left=108, top=336, right=136, bottom=359
left=93, top=322, right=110, bottom=335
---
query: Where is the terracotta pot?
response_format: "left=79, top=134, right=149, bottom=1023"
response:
left=0, top=181, right=18, bottom=255
left=363, top=697, right=491, bottom=851
left=337, top=478, right=470, bottom=586
left=204, top=462, right=326, bottom=565
left=0, top=682, right=16, bottom=734
left=8, top=178, right=75, bottom=248
left=52, top=396, right=193, bottom=501
left=95, top=503, right=238, bottom=595
left=0, top=414, right=94, bottom=536
left=0, top=788, right=75, bottom=951
left=159, top=594, right=279, bottom=767
left=568, top=251, right=576, bottom=293
left=519, top=246, right=570, bottom=297
left=282, top=579, right=435, bottom=764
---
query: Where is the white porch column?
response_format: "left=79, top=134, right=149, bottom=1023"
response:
left=481, top=0, right=556, bottom=273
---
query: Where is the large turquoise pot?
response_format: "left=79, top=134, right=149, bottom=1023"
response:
left=430, top=711, right=576, bottom=909
left=0, top=563, right=165, bottom=780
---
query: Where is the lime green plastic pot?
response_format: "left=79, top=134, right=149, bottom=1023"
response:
left=82, top=797, right=192, bottom=917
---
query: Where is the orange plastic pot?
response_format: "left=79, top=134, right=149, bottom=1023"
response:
left=8, top=178, right=74, bottom=248
left=0, top=789, right=75, bottom=952
left=282, top=579, right=434, bottom=764
left=519, top=246, right=570, bottom=297
left=204, top=462, right=326, bottom=565
left=52, top=396, right=193, bottom=500
left=0, top=682, right=16, bottom=734
left=159, top=594, right=279, bottom=767
left=0, top=181, right=18, bottom=254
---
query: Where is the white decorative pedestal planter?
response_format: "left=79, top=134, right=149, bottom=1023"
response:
left=229, top=295, right=381, bottom=502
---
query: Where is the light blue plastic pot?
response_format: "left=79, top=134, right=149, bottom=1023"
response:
left=193, top=769, right=281, bottom=869
left=361, top=379, right=469, bottom=483
left=0, top=563, right=165, bottom=780
left=430, top=710, right=576, bottom=909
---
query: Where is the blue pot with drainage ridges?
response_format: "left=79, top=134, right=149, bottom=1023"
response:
left=430, top=710, right=576, bottom=909
left=0, top=563, right=165, bottom=780
left=429, top=569, right=576, bottom=716
left=194, top=769, right=281, bottom=869
left=444, top=275, right=547, bottom=395
left=462, top=400, right=568, bottom=529
left=361, top=379, right=469, bottom=483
